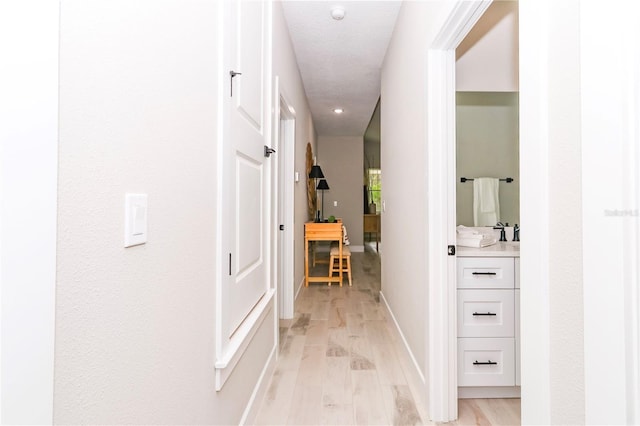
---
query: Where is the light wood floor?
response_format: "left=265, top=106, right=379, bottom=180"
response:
left=253, top=249, right=521, bottom=425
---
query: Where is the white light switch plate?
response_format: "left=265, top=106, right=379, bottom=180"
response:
left=125, top=193, right=147, bottom=247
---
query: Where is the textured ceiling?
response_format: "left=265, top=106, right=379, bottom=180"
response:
left=282, top=1, right=401, bottom=136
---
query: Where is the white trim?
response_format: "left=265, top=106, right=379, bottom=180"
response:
left=239, top=330, right=278, bottom=426
left=426, top=46, right=457, bottom=424
left=348, top=245, right=364, bottom=253
left=625, top=18, right=640, bottom=422
left=213, top=0, right=227, bottom=391
left=274, top=80, right=296, bottom=320
left=0, top=2, right=59, bottom=423
left=380, top=291, right=425, bottom=384
left=430, top=1, right=491, bottom=50
left=294, top=276, right=305, bottom=301
left=518, top=1, right=551, bottom=423
left=425, top=1, right=491, bottom=422
left=458, top=386, right=521, bottom=399
left=580, top=3, right=639, bottom=423
left=215, top=289, right=275, bottom=390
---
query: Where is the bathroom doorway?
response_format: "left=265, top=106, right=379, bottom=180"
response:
left=454, top=0, right=520, bottom=421
left=363, top=98, right=381, bottom=254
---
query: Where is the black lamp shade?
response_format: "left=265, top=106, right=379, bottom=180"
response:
left=316, top=179, right=330, bottom=190
left=308, top=165, right=324, bottom=179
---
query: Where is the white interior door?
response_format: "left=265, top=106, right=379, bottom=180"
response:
left=226, top=0, right=270, bottom=335
left=276, top=93, right=295, bottom=319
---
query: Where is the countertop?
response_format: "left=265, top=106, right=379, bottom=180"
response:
left=457, top=241, right=520, bottom=257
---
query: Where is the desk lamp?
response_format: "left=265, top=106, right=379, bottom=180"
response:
left=309, top=165, right=324, bottom=221
left=316, top=179, right=330, bottom=221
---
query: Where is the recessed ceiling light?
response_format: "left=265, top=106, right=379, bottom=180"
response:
left=330, top=6, right=345, bottom=21
left=333, top=108, right=344, bottom=114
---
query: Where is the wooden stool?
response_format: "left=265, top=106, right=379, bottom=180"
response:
left=328, top=243, right=352, bottom=286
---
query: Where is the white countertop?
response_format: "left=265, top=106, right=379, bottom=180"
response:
left=457, top=241, right=520, bottom=257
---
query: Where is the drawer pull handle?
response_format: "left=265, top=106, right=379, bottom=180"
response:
left=472, top=312, right=497, bottom=316
left=473, top=360, right=498, bottom=365
left=472, top=272, right=497, bottom=275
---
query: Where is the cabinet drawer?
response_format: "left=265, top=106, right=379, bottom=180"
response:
left=457, top=257, right=514, bottom=289
left=458, top=338, right=515, bottom=387
left=458, top=289, right=514, bottom=338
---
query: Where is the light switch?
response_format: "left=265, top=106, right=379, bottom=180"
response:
left=333, top=201, right=338, bottom=207
left=295, top=171, right=300, bottom=182
left=125, top=193, right=147, bottom=247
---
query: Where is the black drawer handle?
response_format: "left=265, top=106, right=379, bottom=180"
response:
left=472, top=272, right=497, bottom=275
left=472, top=312, right=497, bottom=316
left=473, top=360, right=498, bottom=365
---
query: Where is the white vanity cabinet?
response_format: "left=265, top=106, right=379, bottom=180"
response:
left=456, top=248, right=520, bottom=398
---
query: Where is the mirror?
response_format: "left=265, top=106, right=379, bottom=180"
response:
left=456, top=92, right=519, bottom=226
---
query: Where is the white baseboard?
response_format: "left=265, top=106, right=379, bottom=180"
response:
left=240, top=343, right=278, bottom=425
left=458, top=386, right=521, bottom=399
left=379, top=291, right=426, bottom=384
left=349, top=245, right=364, bottom=252
left=294, top=276, right=304, bottom=300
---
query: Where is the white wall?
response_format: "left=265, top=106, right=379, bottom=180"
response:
left=518, top=0, right=640, bottom=423
left=380, top=0, right=458, bottom=414
left=519, top=0, right=585, bottom=424
left=0, top=2, right=58, bottom=423
left=544, top=2, right=585, bottom=422
left=579, top=2, right=639, bottom=424
left=456, top=0, right=518, bottom=92
left=54, top=2, right=273, bottom=423
left=272, top=1, right=317, bottom=294
left=318, top=136, right=364, bottom=247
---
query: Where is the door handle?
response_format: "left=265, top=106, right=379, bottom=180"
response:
left=230, top=70, right=242, bottom=96
left=264, top=146, right=276, bottom=158
left=472, top=312, right=497, bottom=316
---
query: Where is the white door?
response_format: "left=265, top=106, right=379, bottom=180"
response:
left=225, top=0, right=271, bottom=335
left=276, top=93, right=295, bottom=319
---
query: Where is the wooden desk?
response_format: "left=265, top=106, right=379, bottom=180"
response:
left=304, top=222, right=343, bottom=286
left=363, top=214, right=380, bottom=251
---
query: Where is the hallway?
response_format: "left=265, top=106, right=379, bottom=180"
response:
left=253, top=251, right=520, bottom=425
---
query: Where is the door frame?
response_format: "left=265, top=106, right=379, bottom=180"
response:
left=0, top=2, right=59, bottom=423
left=272, top=76, right=296, bottom=320
left=425, top=1, right=492, bottom=422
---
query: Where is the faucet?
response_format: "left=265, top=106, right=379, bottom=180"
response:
left=493, top=222, right=507, bottom=242
left=513, top=224, right=520, bottom=242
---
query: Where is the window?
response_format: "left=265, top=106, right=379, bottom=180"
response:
left=367, top=168, right=381, bottom=213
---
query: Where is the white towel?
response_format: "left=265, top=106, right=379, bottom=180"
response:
left=456, top=225, right=497, bottom=247
left=342, top=225, right=350, bottom=246
left=456, top=227, right=483, bottom=240
left=457, top=236, right=497, bottom=248
left=456, top=225, right=487, bottom=236
left=473, top=178, right=500, bottom=226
